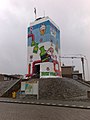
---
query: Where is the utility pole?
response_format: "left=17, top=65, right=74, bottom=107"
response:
left=81, top=57, right=85, bottom=80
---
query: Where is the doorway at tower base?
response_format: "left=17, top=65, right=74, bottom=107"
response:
left=29, top=62, right=62, bottom=78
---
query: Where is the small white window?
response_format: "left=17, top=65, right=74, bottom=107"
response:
left=4, top=77, right=7, bottom=80
left=55, top=64, right=58, bottom=70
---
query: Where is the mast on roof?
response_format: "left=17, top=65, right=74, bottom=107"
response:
left=34, top=8, right=37, bottom=20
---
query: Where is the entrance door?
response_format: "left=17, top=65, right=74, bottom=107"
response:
left=34, top=64, right=40, bottom=78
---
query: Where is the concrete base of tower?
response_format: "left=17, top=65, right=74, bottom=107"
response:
left=20, top=78, right=88, bottom=100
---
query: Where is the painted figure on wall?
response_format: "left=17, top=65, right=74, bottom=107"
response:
left=27, top=17, right=61, bottom=78
left=40, top=24, right=46, bottom=35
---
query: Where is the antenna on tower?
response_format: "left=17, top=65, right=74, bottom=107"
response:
left=34, top=8, right=37, bottom=20
left=43, top=10, right=45, bottom=17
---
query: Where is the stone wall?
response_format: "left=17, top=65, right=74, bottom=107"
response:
left=39, top=78, right=88, bottom=100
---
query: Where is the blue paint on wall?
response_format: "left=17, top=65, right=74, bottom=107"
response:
left=28, top=20, right=60, bottom=48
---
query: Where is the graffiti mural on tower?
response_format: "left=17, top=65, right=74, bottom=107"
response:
left=27, top=17, right=61, bottom=78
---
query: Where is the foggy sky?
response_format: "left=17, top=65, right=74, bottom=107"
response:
left=0, top=0, right=90, bottom=80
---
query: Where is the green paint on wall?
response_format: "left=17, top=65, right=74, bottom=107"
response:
left=50, top=72, right=56, bottom=76
left=41, top=72, right=56, bottom=76
left=41, top=72, right=49, bottom=76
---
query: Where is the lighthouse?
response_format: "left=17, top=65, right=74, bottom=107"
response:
left=27, top=16, right=61, bottom=78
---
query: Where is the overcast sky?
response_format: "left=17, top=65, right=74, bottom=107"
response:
left=0, top=0, right=90, bottom=79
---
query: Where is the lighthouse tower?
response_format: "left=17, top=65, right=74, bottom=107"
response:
left=27, top=16, right=61, bottom=78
